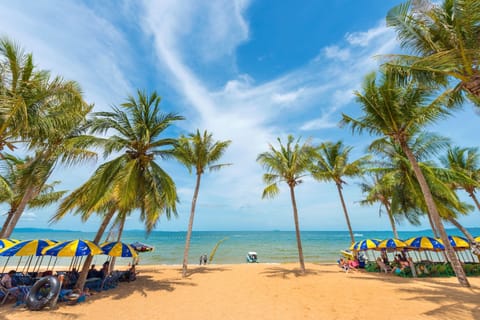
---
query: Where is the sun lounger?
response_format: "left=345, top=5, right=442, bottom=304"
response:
left=376, top=258, right=392, bottom=273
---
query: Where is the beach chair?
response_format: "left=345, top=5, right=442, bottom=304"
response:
left=0, top=285, right=10, bottom=304
left=376, top=258, right=392, bottom=273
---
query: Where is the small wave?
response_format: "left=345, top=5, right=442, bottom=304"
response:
left=354, top=233, right=363, bottom=237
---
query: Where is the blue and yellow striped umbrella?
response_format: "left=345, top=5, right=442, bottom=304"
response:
left=377, top=238, right=407, bottom=250
left=42, top=239, right=103, bottom=257
left=0, top=239, right=56, bottom=256
left=349, top=239, right=381, bottom=251
left=101, top=241, right=138, bottom=258
left=437, top=235, right=470, bottom=250
left=405, top=236, right=445, bottom=251
left=0, top=238, right=19, bottom=249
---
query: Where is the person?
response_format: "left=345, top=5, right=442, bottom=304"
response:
left=337, top=258, right=349, bottom=272
left=348, top=258, right=359, bottom=272
left=0, top=270, right=20, bottom=298
left=100, top=261, right=110, bottom=279
left=381, top=250, right=389, bottom=264
left=87, top=264, right=100, bottom=279
left=202, top=254, right=208, bottom=265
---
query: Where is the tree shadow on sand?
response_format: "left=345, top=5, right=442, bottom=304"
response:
left=351, top=273, right=480, bottom=319
left=261, top=266, right=321, bottom=278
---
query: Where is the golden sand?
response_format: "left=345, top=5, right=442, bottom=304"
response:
left=1, top=263, right=479, bottom=320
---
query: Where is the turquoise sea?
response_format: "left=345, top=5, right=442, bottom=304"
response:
left=7, top=228, right=480, bottom=267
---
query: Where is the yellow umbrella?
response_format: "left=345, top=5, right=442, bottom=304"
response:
left=101, top=241, right=138, bottom=258
left=377, top=238, right=407, bottom=250
left=42, top=239, right=103, bottom=257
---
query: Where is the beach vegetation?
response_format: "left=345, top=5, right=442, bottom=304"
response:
left=342, top=69, right=471, bottom=287
left=173, top=129, right=231, bottom=277
left=257, top=135, right=316, bottom=274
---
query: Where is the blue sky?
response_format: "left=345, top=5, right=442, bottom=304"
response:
left=0, top=1, right=478, bottom=233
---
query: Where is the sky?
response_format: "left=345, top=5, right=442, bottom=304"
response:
left=0, top=0, right=478, bottom=233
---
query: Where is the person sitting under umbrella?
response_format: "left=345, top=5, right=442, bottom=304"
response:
left=0, top=270, right=21, bottom=301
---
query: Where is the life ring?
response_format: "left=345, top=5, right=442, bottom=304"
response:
left=26, top=276, right=61, bottom=310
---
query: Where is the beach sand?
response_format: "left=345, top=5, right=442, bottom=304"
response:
left=1, top=263, right=479, bottom=320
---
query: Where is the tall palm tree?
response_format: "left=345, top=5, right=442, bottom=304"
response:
left=51, top=90, right=183, bottom=289
left=441, top=146, right=480, bottom=210
left=385, top=0, right=480, bottom=106
left=342, top=70, right=470, bottom=287
left=310, top=141, right=369, bottom=244
left=257, top=135, right=316, bottom=274
left=173, top=130, right=231, bottom=277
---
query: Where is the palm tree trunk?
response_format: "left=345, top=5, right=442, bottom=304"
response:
left=0, top=208, right=15, bottom=238
left=2, top=186, right=38, bottom=238
left=182, top=173, right=202, bottom=278
left=463, top=74, right=480, bottom=98
left=109, top=215, right=126, bottom=273
left=335, top=183, right=355, bottom=244
left=467, top=191, right=480, bottom=211
left=289, top=185, right=305, bottom=274
left=426, top=210, right=439, bottom=237
left=384, top=202, right=399, bottom=239
left=447, top=217, right=480, bottom=256
left=401, top=142, right=470, bottom=287
left=76, top=208, right=116, bottom=290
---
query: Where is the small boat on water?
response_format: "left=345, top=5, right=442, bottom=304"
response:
left=246, top=251, right=258, bottom=263
left=130, top=241, right=154, bottom=253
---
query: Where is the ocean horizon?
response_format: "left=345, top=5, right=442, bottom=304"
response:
left=7, top=227, right=480, bottom=268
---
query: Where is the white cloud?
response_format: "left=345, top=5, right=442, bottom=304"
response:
left=323, top=45, right=351, bottom=61
left=346, top=23, right=391, bottom=47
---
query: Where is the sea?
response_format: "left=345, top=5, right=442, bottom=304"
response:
left=7, top=227, right=480, bottom=269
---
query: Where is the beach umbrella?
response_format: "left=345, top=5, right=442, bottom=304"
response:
left=0, top=238, right=19, bottom=250
left=349, top=239, right=381, bottom=251
left=474, top=236, right=480, bottom=243
left=377, top=238, right=407, bottom=251
left=0, top=239, right=56, bottom=273
left=404, top=236, right=445, bottom=251
left=42, top=239, right=103, bottom=257
left=101, top=241, right=138, bottom=258
left=437, top=236, right=470, bottom=250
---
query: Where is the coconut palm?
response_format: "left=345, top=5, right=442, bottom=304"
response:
left=310, top=141, right=369, bottom=244
left=385, top=0, right=480, bottom=106
left=0, top=38, right=87, bottom=152
left=51, top=89, right=183, bottom=289
left=0, top=154, right=67, bottom=236
left=173, top=130, right=231, bottom=277
left=257, top=135, right=316, bottom=274
left=342, top=70, right=470, bottom=287
left=441, top=146, right=480, bottom=210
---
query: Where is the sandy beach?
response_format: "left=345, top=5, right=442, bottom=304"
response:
left=0, top=263, right=479, bottom=320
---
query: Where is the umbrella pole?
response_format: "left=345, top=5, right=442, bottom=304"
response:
left=46, top=256, right=53, bottom=271
left=2, top=257, right=10, bottom=273
left=52, top=257, right=58, bottom=271
left=36, top=256, right=44, bottom=273
left=16, top=256, right=23, bottom=272
left=23, top=256, right=32, bottom=273
left=68, top=257, right=75, bottom=271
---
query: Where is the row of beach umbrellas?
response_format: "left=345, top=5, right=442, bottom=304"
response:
left=0, top=239, right=138, bottom=258
left=350, top=235, right=480, bottom=252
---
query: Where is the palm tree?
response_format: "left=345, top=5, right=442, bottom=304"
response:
left=441, top=146, right=480, bottom=210
left=359, top=173, right=400, bottom=239
left=342, top=70, right=470, bottom=287
left=0, top=38, right=87, bottom=152
left=257, top=135, right=316, bottom=274
left=310, top=141, right=369, bottom=244
left=385, top=0, right=480, bottom=106
left=173, top=130, right=231, bottom=277
left=51, top=89, right=183, bottom=289
left=0, top=154, right=67, bottom=236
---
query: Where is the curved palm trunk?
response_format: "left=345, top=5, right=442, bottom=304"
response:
left=76, top=208, right=116, bottom=290
left=0, top=208, right=15, bottom=238
left=401, top=143, right=469, bottom=287
left=463, top=74, right=480, bottom=98
left=384, top=202, right=399, bottom=239
left=426, top=212, right=439, bottom=237
left=467, top=191, right=480, bottom=211
left=289, top=185, right=305, bottom=274
left=448, top=217, right=480, bottom=256
left=109, top=215, right=126, bottom=273
left=182, top=173, right=202, bottom=278
left=335, top=183, right=355, bottom=244
left=2, top=186, right=38, bottom=238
